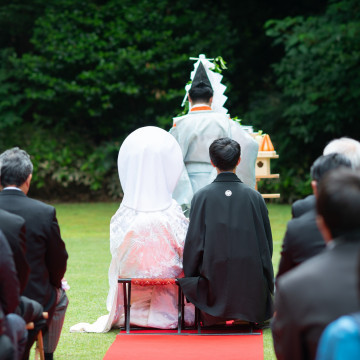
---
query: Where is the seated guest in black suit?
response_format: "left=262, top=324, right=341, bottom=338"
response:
left=0, top=209, right=47, bottom=359
left=179, top=138, right=273, bottom=326
left=272, top=168, right=360, bottom=360
left=0, top=230, right=27, bottom=360
left=0, top=209, right=29, bottom=294
left=291, top=193, right=315, bottom=219
left=292, top=137, right=360, bottom=218
left=315, top=251, right=360, bottom=359
left=277, top=153, right=352, bottom=278
left=0, top=148, right=68, bottom=360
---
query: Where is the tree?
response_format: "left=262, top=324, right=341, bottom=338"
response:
left=0, top=0, right=236, bottom=197
left=0, top=0, right=335, bottom=199
left=268, top=0, right=359, bottom=142
left=14, top=0, right=236, bottom=138
left=247, top=0, right=360, bottom=200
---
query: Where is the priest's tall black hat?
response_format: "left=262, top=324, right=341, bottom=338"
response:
left=190, top=62, right=213, bottom=91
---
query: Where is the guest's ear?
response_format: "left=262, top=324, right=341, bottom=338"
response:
left=316, top=215, right=332, bottom=243
left=26, top=173, right=32, bottom=185
left=210, top=160, right=216, bottom=168
left=311, top=180, right=318, bottom=197
left=237, top=157, right=241, bottom=166
left=22, top=174, right=32, bottom=195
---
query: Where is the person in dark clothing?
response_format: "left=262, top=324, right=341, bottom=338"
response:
left=0, top=209, right=46, bottom=359
left=291, top=194, right=315, bottom=219
left=178, top=137, right=273, bottom=326
left=292, top=137, right=360, bottom=218
left=0, top=230, right=27, bottom=360
left=0, top=209, right=29, bottom=293
left=277, top=153, right=352, bottom=278
left=0, top=147, right=68, bottom=360
left=272, top=168, right=360, bottom=360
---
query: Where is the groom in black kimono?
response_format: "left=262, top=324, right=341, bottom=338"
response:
left=178, top=137, right=274, bottom=326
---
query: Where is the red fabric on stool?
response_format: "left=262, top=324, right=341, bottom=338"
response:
left=131, top=278, right=177, bottom=286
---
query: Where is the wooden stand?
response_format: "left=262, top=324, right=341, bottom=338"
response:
left=255, top=151, right=280, bottom=199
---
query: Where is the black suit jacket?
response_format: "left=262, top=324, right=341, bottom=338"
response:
left=291, top=194, right=316, bottom=218
left=277, top=208, right=326, bottom=278
left=272, top=234, right=360, bottom=360
left=0, top=230, right=20, bottom=315
left=0, top=189, right=68, bottom=314
left=179, top=172, right=274, bottom=323
left=0, top=208, right=29, bottom=293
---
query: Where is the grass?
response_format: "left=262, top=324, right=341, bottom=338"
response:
left=40, top=201, right=291, bottom=359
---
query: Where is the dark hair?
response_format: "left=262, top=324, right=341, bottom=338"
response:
left=0, top=147, right=33, bottom=187
left=209, top=137, right=241, bottom=171
left=317, top=168, right=360, bottom=238
left=189, top=84, right=213, bottom=104
left=310, top=153, right=352, bottom=183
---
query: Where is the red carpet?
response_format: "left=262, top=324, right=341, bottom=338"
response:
left=103, top=331, right=263, bottom=360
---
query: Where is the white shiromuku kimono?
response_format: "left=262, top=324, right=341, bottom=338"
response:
left=70, top=126, right=193, bottom=333
left=170, top=105, right=259, bottom=208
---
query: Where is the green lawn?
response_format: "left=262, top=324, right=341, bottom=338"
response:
left=42, top=202, right=290, bottom=359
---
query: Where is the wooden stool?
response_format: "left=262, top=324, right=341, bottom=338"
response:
left=118, top=278, right=184, bottom=334
left=26, top=312, right=48, bottom=360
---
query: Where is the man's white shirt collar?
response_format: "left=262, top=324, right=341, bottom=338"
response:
left=3, top=186, right=23, bottom=192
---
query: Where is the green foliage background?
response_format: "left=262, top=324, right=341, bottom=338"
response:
left=0, top=0, right=358, bottom=201
left=248, top=0, right=360, bottom=201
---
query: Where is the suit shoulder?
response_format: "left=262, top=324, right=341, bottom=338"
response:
left=287, top=210, right=316, bottom=231
left=278, top=250, right=328, bottom=289
left=292, top=195, right=315, bottom=217
left=26, top=197, right=55, bottom=214
left=0, top=208, right=25, bottom=226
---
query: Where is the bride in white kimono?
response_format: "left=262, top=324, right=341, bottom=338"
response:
left=70, top=126, right=192, bottom=332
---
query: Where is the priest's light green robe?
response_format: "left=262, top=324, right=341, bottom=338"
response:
left=170, top=107, right=259, bottom=210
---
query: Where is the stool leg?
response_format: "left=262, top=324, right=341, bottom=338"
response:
left=126, top=282, right=131, bottom=334
left=195, top=307, right=201, bottom=334
left=35, top=330, right=45, bottom=360
left=177, top=285, right=182, bottom=334
left=181, top=291, right=185, bottom=330
left=122, top=282, right=128, bottom=330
